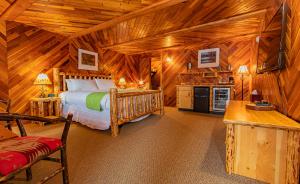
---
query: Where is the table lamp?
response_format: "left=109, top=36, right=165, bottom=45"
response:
left=138, top=80, right=145, bottom=89
left=34, top=73, right=52, bottom=98
left=119, top=77, right=126, bottom=89
left=238, top=65, right=249, bottom=101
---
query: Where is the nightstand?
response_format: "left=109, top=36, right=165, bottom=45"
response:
left=30, top=97, right=61, bottom=125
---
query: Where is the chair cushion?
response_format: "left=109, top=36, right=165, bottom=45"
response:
left=0, top=136, right=62, bottom=176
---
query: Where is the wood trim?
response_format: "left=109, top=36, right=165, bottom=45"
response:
left=69, top=0, right=188, bottom=39
left=0, top=0, right=36, bottom=20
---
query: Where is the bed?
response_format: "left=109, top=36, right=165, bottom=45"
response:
left=53, top=68, right=164, bottom=136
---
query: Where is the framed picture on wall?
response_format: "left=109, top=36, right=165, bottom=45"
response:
left=78, top=49, right=98, bottom=71
left=198, top=48, right=220, bottom=68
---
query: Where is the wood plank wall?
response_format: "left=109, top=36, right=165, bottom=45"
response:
left=0, top=21, right=8, bottom=101
left=252, top=0, right=300, bottom=122
left=161, top=40, right=253, bottom=106
left=1, top=21, right=151, bottom=114
left=6, top=21, right=69, bottom=113
left=68, top=37, right=151, bottom=87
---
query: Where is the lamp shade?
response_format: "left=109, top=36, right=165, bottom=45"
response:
left=119, top=77, right=126, bottom=85
left=238, top=65, right=249, bottom=75
left=34, top=73, right=52, bottom=85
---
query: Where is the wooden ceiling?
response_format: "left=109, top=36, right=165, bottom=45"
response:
left=0, top=0, right=282, bottom=55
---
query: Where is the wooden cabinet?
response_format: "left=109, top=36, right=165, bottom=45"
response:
left=177, top=86, right=193, bottom=109
left=30, top=97, right=61, bottom=125
left=224, top=101, right=300, bottom=184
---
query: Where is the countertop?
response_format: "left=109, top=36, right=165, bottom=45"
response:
left=224, top=101, right=300, bottom=130
left=177, top=84, right=235, bottom=87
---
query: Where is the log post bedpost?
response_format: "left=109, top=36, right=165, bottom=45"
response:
left=53, top=68, right=60, bottom=94
left=159, top=87, right=164, bottom=115
left=110, top=88, right=119, bottom=137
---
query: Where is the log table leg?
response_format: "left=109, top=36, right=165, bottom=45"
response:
left=286, top=131, right=300, bottom=184
left=226, top=124, right=235, bottom=174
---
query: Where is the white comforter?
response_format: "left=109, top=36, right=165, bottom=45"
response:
left=60, top=91, right=110, bottom=110
left=59, top=91, right=150, bottom=130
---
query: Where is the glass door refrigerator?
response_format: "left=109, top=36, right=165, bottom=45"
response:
left=213, top=87, right=230, bottom=112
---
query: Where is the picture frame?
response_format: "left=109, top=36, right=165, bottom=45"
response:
left=78, top=49, right=98, bottom=71
left=198, top=48, right=220, bottom=68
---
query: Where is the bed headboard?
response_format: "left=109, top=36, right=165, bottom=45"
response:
left=53, top=68, right=113, bottom=93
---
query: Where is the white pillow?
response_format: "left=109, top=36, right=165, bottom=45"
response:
left=95, top=79, right=116, bottom=91
left=66, top=79, right=98, bottom=91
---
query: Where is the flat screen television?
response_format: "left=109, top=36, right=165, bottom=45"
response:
left=256, top=3, right=289, bottom=74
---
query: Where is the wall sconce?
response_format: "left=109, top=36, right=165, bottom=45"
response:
left=34, top=73, right=52, bottom=98
left=166, top=56, right=173, bottom=63
left=119, top=77, right=126, bottom=89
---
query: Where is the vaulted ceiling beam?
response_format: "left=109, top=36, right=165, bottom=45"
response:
left=70, top=0, right=188, bottom=39
left=0, top=0, right=36, bottom=20
left=103, top=9, right=267, bottom=50
left=126, top=33, right=259, bottom=55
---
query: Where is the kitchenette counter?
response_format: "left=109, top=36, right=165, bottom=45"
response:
left=176, top=84, right=235, bottom=87
left=176, top=84, right=234, bottom=111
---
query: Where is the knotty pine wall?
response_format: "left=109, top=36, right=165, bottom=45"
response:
left=252, top=0, right=300, bottom=122
left=6, top=21, right=69, bottom=113
left=0, top=21, right=8, bottom=101
left=1, top=22, right=150, bottom=114
left=68, top=37, right=151, bottom=87
left=161, top=40, right=254, bottom=106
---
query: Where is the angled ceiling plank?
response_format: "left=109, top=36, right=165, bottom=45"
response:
left=104, top=9, right=267, bottom=50
left=0, top=0, right=36, bottom=20
left=70, top=0, right=188, bottom=39
left=127, top=33, right=259, bottom=55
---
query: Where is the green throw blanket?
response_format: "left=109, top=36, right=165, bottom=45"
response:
left=86, top=92, right=108, bottom=111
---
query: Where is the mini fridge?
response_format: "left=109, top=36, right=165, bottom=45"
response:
left=194, top=87, right=210, bottom=113
left=213, top=87, right=230, bottom=112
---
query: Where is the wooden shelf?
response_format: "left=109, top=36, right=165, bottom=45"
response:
left=217, top=71, right=233, bottom=73
left=180, top=71, right=233, bottom=75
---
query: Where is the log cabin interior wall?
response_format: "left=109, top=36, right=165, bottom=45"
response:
left=1, top=0, right=300, bottom=122
left=161, top=40, right=254, bottom=106
left=1, top=21, right=150, bottom=114
left=252, top=0, right=300, bottom=122
left=67, top=37, right=151, bottom=88
left=6, top=21, right=69, bottom=113
left=0, top=21, right=8, bottom=101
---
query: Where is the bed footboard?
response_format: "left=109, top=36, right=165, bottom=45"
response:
left=110, top=88, right=164, bottom=137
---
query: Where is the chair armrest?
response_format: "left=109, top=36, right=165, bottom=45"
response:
left=0, top=113, right=73, bottom=139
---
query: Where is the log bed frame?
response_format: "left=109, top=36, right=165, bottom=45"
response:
left=53, top=68, right=164, bottom=137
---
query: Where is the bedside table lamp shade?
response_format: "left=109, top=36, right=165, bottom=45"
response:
left=238, top=65, right=249, bottom=101
left=34, top=73, right=52, bottom=85
left=119, top=77, right=126, bottom=89
left=34, top=73, right=52, bottom=98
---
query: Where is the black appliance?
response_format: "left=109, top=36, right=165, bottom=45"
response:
left=194, top=87, right=210, bottom=113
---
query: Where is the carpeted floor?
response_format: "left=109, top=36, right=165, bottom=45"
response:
left=9, top=107, right=263, bottom=184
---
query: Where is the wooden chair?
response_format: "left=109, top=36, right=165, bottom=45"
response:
left=0, top=99, right=12, bottom=130
left=0, top=113, right=73, bottom=184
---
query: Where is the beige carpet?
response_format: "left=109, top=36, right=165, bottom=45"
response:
left=8, top=107, right=263, bottom=184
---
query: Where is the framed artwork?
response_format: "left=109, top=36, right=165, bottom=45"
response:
left=78, top=49, right=98, bottom=71
left=198, top=48, right=220, bottom=68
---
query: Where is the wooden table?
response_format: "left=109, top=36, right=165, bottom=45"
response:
left=30, top=97, right=61, bottom=125
left=0, top=125, right=17, bottom=142
left=224, top=101, right=300, bottom=184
